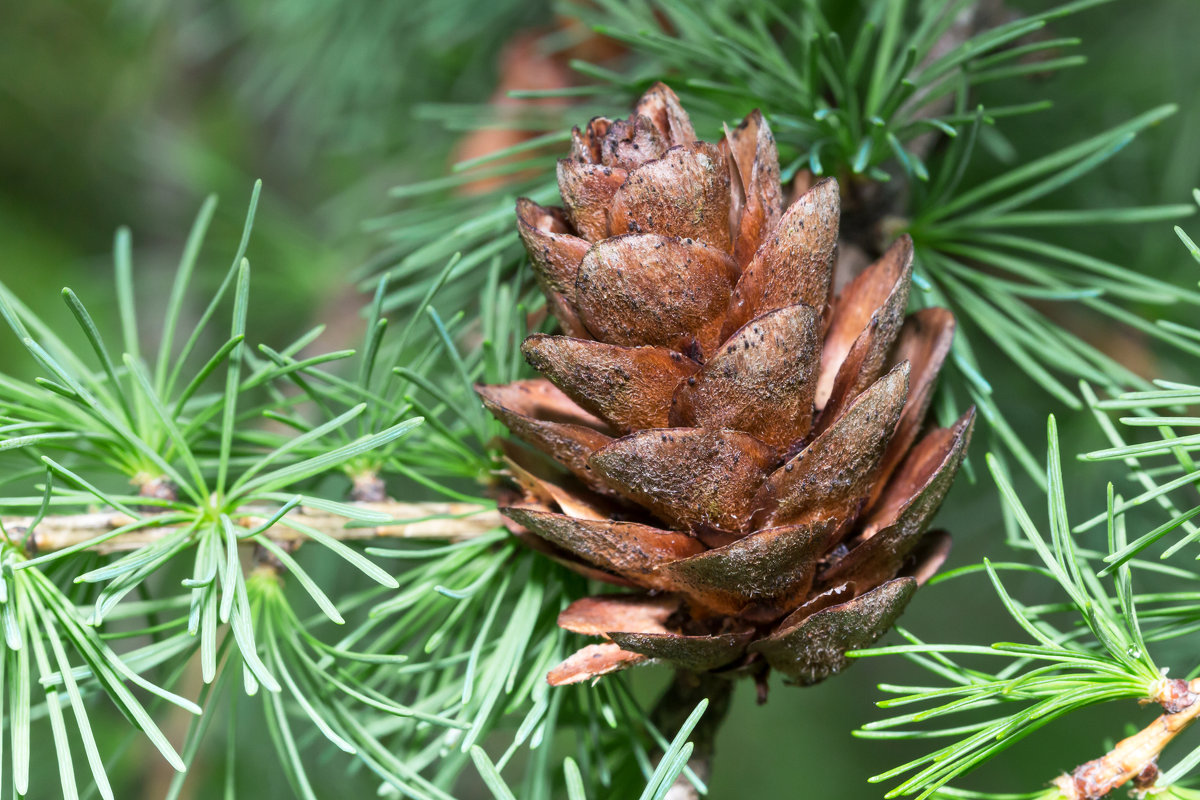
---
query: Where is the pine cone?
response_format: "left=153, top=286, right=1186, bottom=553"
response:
left=476, top=83, right=974, bottom=688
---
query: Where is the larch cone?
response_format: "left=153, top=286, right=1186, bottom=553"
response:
left=475, top=83, right=974, bottom=689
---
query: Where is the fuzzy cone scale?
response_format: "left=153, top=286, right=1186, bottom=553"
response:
left=476, top=83, right=974, bottom=689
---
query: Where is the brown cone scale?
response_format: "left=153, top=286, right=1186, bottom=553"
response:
left=477, top=83, right=974, bottom=689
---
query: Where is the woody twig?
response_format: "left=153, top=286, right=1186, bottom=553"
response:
left=1053, top=678, right=1200, bottom=799
left=1, top=501, right=503, bottom=556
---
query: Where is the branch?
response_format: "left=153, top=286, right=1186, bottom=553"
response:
left=652, top=671, right=735, bottom=800
left=1053, top=678, right=1200, bottom=800
left=3, top=501, right=504, bottom=555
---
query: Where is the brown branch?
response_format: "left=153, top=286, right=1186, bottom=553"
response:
left=651, top=671, right=736, bottom=800
left=3, top=501, right=504, bottom=555
left=1053, top=678, right=1200, bottom=799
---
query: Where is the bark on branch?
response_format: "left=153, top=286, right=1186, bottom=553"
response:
left=2, top=501, right=504, bottom=555
left=651, top=671, right=736, bottom=800
left=1053, top=678, right=1200, bottom=799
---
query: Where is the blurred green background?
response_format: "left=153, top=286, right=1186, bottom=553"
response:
left=2, top=1, right=1200, bottom=797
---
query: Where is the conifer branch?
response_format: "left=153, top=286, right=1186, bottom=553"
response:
left=651, top=673, right=735, bottom=800
left=1053, top=679, right=1200, bottom=800
left=7, top=2, right=1198, bottom=797
left=3, top=501, right=502, bottom=555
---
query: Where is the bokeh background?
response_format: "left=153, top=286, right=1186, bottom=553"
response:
left=3, top=1, right=1200, bottom=797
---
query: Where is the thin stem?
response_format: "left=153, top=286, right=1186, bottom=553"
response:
left=652, top=671, right=736, bottom=800
left=1052, top=678, right=1200, bottom=799
left=4, top=502, right=502, bottom=555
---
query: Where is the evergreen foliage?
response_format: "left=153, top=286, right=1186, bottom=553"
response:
left=2, top=1, right=1199, bottom=798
